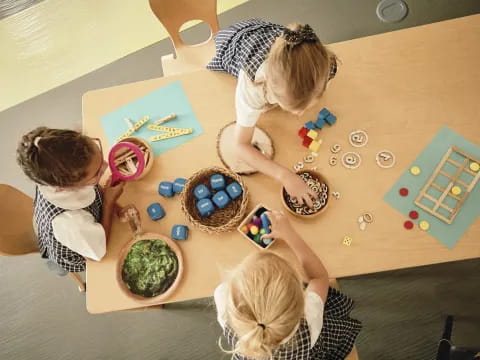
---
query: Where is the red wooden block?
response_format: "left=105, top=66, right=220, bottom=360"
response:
left=302, top=136, right=313, bottom=148
left=399, top=188, right=409, bottom=197
left=298, top=127, right=309, bottom=138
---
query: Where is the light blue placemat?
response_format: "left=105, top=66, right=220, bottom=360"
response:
left=100, top=81, right=203, bottom=156
left=383, top=126, right=480, bottom=249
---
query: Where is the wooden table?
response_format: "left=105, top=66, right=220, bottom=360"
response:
left=83, top=15, right=480, bottom=314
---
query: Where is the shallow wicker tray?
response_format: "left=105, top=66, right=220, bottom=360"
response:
left=181, top=166, right=249, bottom=234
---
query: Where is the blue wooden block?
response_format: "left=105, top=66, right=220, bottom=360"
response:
left=158, top=182, right=174, bottom=197
left=210, top=173, right=226, bottom=191
left=226, top=182, right=243, bottom=200
left=194, top=184, right=211, bottom=200
left=325, top=113, right=337, bottom=125
left=196, top=198, right=215, bottom=217
left=212, top=190, right=231, bottom=209
left=171, top=224, right=189, bottom=240
left=305, top=121, right=316, bottom=130
left=315, top=116, right=326, bottom=129
left=318, top=107, right=330, bottom=119
left=173, top=178, right=187, bottom=194
left=147, top=203, right=166, bottom=221
left=260, top=213, right=271, bottom=234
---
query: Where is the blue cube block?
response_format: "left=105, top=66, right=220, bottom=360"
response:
left=194, top=184, right=211, bottom=200
left=226, top=182, right=243, bottom=200
left=147, top=203, right=166, bottom=221
left=196, top=198, right=215, bottom=217
left=210, top=174, right=226, bottom=191
left=315, top=116, right=326, bottom=129
left=158, top=182, right=174, bottom=197
left=325, top=113, right=337, bottom=125
left=318, top=107, right=330, bottom=119
left=171, top=224, right=189, bottom=241
left=212, top=190, right=231, bottom=209
left=173, top=178, right=187, bottom=194
left=305, top=121, right=316, bottom=130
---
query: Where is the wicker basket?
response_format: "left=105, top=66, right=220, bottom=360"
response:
left=181, top=166, right=249, bottom=234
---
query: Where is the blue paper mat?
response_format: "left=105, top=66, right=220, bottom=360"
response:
left=383, top=126, right=480, bottom=249
left=100, top=81, right=203, bottom=156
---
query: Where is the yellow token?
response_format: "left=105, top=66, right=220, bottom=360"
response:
left=419, top=220, right=430, bottom=231
left=470, top=162, right=480, bottom=172
left=410, top=166, right=421, bottom=175
left=451, top=186, right=461, bottom=195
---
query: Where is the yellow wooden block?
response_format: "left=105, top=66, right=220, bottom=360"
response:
left=309, top=140, right=321, bottom=153
left=419, top=220, right=430, bottom=231
left=307, top=130, right=318, bottom=140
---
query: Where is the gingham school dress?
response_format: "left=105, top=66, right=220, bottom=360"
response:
left=207, top=19, right=285, bottom=81
left=34, top=185, right=103, bottom=273
left=222, top=287, right=362, bottom=360
left=207, top=19, right=338, bottom=82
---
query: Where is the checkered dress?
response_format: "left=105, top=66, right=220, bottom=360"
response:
left=207, top=19, right=338, bottom=83
left=222, top=287, right=362, bottom=360
left=34, top=185, right=103, bottom=273
left=206, top=19, right=285, bottom=81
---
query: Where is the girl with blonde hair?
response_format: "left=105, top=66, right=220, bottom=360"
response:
left=214, top=211, right=361, bottom=359
left=208, top=20, right=337, bottom=208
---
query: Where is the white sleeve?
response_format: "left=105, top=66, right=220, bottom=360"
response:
left=52, top=210, right=106, bottom=261
left=235, top=69, right=266, bottom=127
left=214, top=283, right=228, bottom=329
left=304, top=290, right=325, bottom=348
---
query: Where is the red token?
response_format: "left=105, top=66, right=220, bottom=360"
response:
left=403, top=220, right=414, bottom=230
left=409, top=210, right=419, bottom=220
left=399, top=188, right=409, bottom=197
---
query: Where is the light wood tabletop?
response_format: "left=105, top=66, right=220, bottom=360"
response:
left=83, top=15, right=480, bottom=314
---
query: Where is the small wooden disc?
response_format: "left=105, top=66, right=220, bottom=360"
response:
left=217, top=122, right=275, bottom=175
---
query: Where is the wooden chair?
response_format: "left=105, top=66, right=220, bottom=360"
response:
left=436, top=315, right=480, bottom=360
left=330, top=279, right=360, bottom=360
left=0, top=184, right=86, bottom=292
left=148, top=0, right=219, bottom=76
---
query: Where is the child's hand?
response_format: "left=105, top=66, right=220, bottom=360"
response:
left=261, top=210, right=297, bottom=241
left=103, top=177, right=125, bottom=205
left=282, top=172, right=317, bottom=208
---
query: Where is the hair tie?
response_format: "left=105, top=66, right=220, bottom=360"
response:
left=283, top=24, right=318, bottom=48
left=33, top=137, right=42, bottom=148
left=257, top=323, right=266, bottom=330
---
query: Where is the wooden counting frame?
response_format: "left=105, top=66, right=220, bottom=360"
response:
left=414, top=146, right=480, bottom=224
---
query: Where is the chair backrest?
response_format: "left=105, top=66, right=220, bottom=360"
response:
left=0, top=184, right=38, bottom=256
left=148, top=0, right=219, bottom=50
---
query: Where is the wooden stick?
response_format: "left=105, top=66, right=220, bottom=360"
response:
left=154, top=113, right=177, bottom=125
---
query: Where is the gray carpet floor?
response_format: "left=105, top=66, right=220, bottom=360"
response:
left=1, top=0, right=480, bottom=359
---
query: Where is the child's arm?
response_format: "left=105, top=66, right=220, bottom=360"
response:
left=235, top=125, right=317, bottom=208
left=101, top=178, right=125, bottom=241
left=263, top=210, right=329, bottom=303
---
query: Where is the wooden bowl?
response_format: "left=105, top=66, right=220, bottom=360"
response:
left=120, top=136, right=154, bottom=180
left=181, top=166, right=249, bottom=234
left=116, top=232, right=183, bottom=304
left=281, top=170, right=330, bottom=218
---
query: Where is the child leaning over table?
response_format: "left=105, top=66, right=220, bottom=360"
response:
left=207, top=19, right=338, bottom=209
left=16, top=126, right=124, bottom=273
left=214, top=210, right=361, bottom=360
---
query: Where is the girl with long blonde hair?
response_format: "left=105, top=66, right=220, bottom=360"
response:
left=208, top=20, right=337, bottom=208
left=214, top=211, right=361, bottom=359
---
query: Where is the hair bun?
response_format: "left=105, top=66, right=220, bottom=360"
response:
left=282, top=24, right=318, bottom=47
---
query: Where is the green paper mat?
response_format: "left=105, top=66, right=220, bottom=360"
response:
left=100, top=81, right=203, bottom=156
left=383, top=126, right=480, bottom=249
